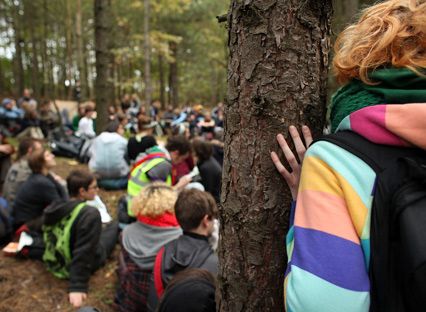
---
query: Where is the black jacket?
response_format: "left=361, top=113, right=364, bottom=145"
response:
left=147, top=232, right=218, bottom=311
left=43, top=200, right=103, bottom=293
left=127, top=135, right=157, bottom=161
left=198, top=157, right=222, bottom=203
left=13, top=173, right=68, bottom=229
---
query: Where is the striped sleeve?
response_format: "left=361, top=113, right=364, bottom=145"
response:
left=284, top=141, right=375, bottom=312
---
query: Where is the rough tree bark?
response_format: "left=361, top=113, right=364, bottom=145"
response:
left=218, top=1, right=332, bottom=311
left=94, top=0, right=113, bottom=134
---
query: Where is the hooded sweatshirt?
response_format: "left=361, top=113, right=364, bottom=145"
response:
left=284, top=68, right=426, bottom=312
left=88, top=132, right=129, bottom=179
left=122, top=217, right=182, bottom=270
left=43, top=200, right=102, bottom=293
left=147, top=232, right=218, bottom=311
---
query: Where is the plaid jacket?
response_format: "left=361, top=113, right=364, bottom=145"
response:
left=115, top=247, right=152, bottom=312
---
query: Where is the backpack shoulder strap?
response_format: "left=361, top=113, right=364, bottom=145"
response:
left=154, top=246, right=166, bottom=298
left=314, top=131, right=422, bottom=173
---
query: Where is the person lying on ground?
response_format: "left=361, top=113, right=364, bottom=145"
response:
left=42, top=169, right=118, bottom=308
left=115, top=182, right=182, bottom=312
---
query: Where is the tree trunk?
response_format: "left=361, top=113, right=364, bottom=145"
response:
left=83, top=36, right=92, bottom=99
left=332, top=0, right=359, bottom=35
left=143, top=0, right=152, bottom=108
left=25, top=0, right=40, bottom=98
left=218, top=1, right=332, bottom=311
left=65, top=0, right=73, bottom=99
left=168, top=42, right=178, bottom=108
left=158, top=54, right=165, bottom=109
left=41, top=0, right=49, bottom=98
left=12, top=2, right=25, bottom=97
left=76, top=0, right=88, bottom=101
left=94, top=0, right=113, bottom=134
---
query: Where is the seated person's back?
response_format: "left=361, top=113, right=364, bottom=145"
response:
left=147, top=189, right=218, bottom=311
left=88, top=122, right=129, bottom=179
left=115, top=183, right=182, bottom=312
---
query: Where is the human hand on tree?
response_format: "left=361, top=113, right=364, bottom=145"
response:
left=69, top=292, right=87, bottom=308
left=271, top=125, right=313, bottom=200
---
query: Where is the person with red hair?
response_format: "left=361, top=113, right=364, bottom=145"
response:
left=272, top=1, right=426, bottom=311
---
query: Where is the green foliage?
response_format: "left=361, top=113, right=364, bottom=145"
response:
left=0, top=0, right=229, bottom=106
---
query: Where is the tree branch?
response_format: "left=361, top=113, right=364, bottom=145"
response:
left=216, top=14, right=228, bottom=23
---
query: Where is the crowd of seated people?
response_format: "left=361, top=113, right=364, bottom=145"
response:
left=0, top=90, right=224, bottom=310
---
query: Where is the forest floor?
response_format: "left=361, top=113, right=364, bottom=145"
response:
left=0, top=157, right=125, bottom=312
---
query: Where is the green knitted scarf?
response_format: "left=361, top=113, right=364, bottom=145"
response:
left=330, top=68, right=426, bottom=132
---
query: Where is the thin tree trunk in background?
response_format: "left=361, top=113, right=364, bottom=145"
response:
left=218, top=1, right=332, bottom=311
left=94, top=0, right=113, bottom=134
left=329, top=0, right=359, bottom=95
left=27, top=0, right=40, bottom=98
left=0, top=58, right=4, bottom=94
left=168, top=42, right=178, bottom=107
left=65, top=0, right=73, bottom=99
left=117, top=60, right=122, bottom=100
left=210, top=67, right=218, bottom=105
left=76, top=0, right=88, bottom=101
left=41, top=0, right=49, bottom=98
left=83, top=36, right=91, bottom=99
left=332, top=0, right=359, bottom=35
left=12, top=2, right=24, bottom=97
left=143, top=0, right=152, bottom=109
left=158, top=54, right=165, bottom=109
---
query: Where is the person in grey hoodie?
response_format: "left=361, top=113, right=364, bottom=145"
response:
left=147, top=189, right=218, bottom=311
left=115, top=182, right=182, bottom=312
left=88, top=121, right=129, bottom=190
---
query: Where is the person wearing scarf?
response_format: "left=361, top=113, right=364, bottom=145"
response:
left=277, top=1, right=426, bottom=311
left=115, top=182, right=182, bottom=312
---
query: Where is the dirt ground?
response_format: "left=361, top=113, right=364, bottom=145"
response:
left=0, top=157, right=125, bottom=312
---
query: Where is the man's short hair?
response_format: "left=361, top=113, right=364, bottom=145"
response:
left=192, top=139, right=213, bottom=163
left=67, top=169, right=96, bottom=197
left=174, top=189, right=218, bottom=231
left=166, top=135, right=191, bottom=155
left=28, top=148, right=47, bottom=174
left=105, top=120, right=120, bottom=133
left=17, top=138, right=40, bottom=160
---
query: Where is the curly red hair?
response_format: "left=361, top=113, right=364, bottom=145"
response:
left=333, top=0, right=426, bottom=85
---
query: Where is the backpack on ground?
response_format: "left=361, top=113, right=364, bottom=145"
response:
left=316, top=131, right=426, bottom=312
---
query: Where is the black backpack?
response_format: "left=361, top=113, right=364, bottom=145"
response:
left=317, top=131, right=426, bottom=311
